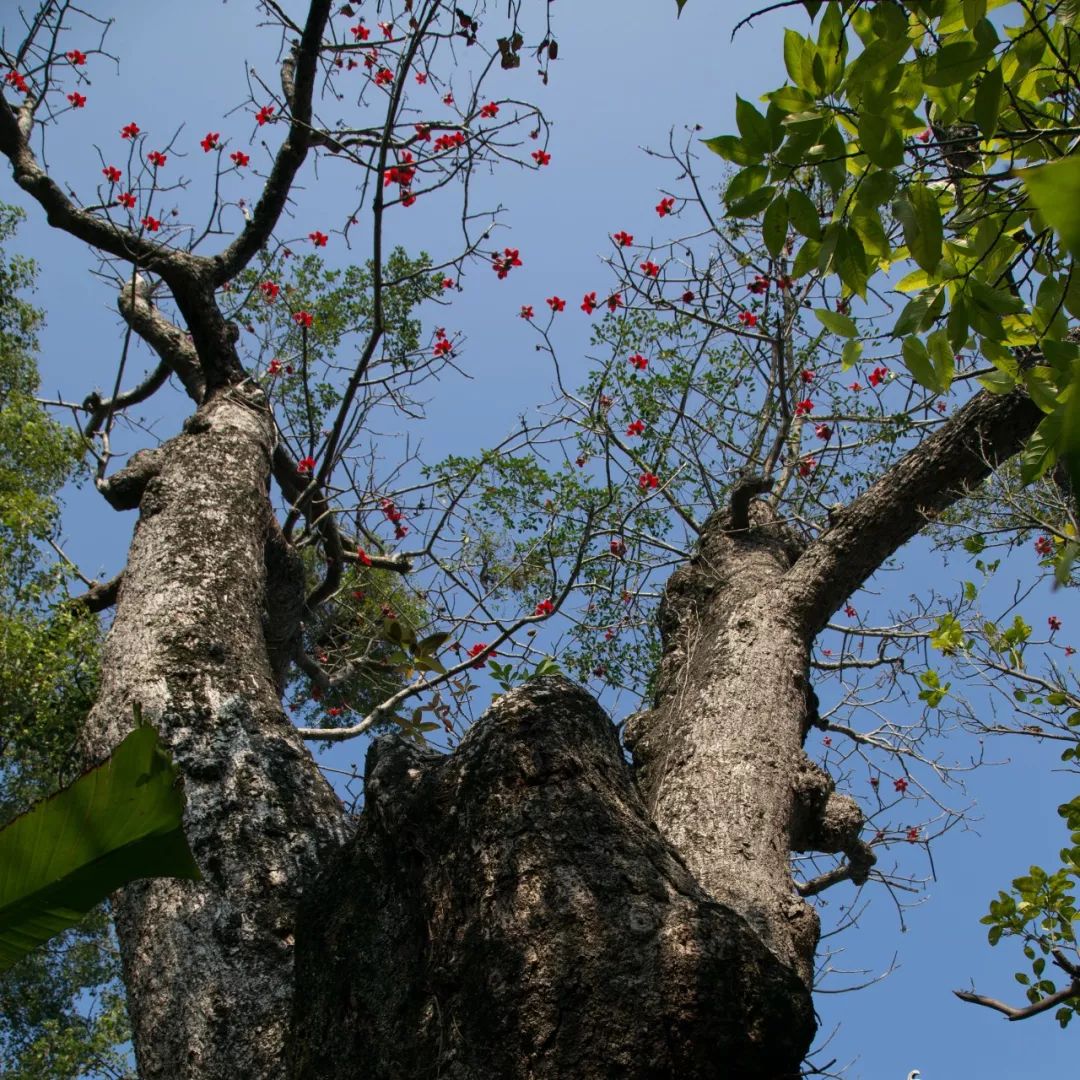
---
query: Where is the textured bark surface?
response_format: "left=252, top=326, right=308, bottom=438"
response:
left=81, top=387, right=347, bottom=1080
left=289, top=677, right=814, bottom=1080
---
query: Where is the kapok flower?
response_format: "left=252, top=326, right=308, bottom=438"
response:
left=293, top=310, right=313, bottom=328
left=682, top=290, right=695, bottom=303
left=868, top=365, right=889, bottom=387
left=297, top=456, right=316, bottom=475
left=374, top=68, right=394, bottom=86
left=351, top=23, right=370, bottom=40
left=1035, top=535, right=1054, bottom=557
left=534, top=598, right=555, bottom=617
left=917, top=128, right=931, bottom=143
left=606, top=292, right=623, bottom=312
left=748, top=274, right=769, bottom=295
left=4, top=71, right=29, bottom=94
left=849, top=381, right=862, bottom=392
left=66, top=49, right=88, bottom=65
left=467, top=642, right=494, bottom=669
left=200, top=132, right=220, bottom=152
left=1049, top=615, right=1062, bottom=632
left=491, top=248, right=522, bottom=279
left=309, top=230, right=329, bottom=247
left=815, top=422, right=832, bottom=441
left=1066, top=646, right=1076, bottom=656
left=776, top=274, right=794, bottom=291
left=102, top=165, right=122, bottom=184
left=141, top=215, right=161, bottom=232
left=794, top=399, right=814, bottom=416
left=117, top=192, right=136, bottom=209
left=415, top=71, right=428, bottom=84
left=844, top=604, right=857, bottom=617
left=67, top=92, right=86, bottom=108
left=906, top=827, right=920, bottom=842
left=610, top=538, right=626, bottom=557
left=628, top=353, right=648, bottom=371
left=147, top=150, right=167, bottom=167
left=531, top=149, right=551, bottom=166
left=520, top=305, right=534, bottom=320
left=378, top=21, right=394, bottom=38
left=639, top=472, right=660, bottom=490
left=798, top=457, right=816, bottom=477
left=894, top=777, right=909, bottom=793
left=581, top=292, right=598, bottom=315
left=738, top=311, right=757, bottom=327
left=626, top=419, right=645, bottom=437
left=441, top=277, right=455, bottom=290
left=640, top=260, right=660, bottom=278
left=443, top=92, right=454, bottom=105
left=546, top=295, right=566, bottom=312
left=255, top=104, right=275, bottom=125
left=801, top=369, right=815, bottom=383
left=356, top=547, right=373, bottom=567
left=479, top=101, right=499, bottom=118
left=656, top=196, right=675, bottom=217
left=260, top=281, right=280, bottom=301
left=121, top=121, right=140, bottom=139
left=230, top=150, right=250, bottom=167
left=267, top=358, right=283, bottom=376
left=613, top=231, right=633, bottom=247
left=434, top=338, right=452, bottom=357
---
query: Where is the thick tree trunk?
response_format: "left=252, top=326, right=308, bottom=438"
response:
left=288, top=677, right=815, bottom=1080
left=81, top=386, right=346, bottom=1080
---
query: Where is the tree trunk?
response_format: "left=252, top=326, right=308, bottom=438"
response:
left=81, top=385, right=347, bottom=1080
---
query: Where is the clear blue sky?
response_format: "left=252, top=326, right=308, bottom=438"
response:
left=3, top=2, right=1076, bottom=1076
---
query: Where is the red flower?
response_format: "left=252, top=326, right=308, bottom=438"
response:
left=415, top=71, right=428, bottom=84
left=441, top=277, right=455, bottom=290
left=327, top=706, right=342, bottom=717
left=628, top=353, right=648, bottom=371
left=255, top=104, right=275, bottom=125
left=640, top=260, right=660, bottom=278
left=576, top=456, right=587, bottom=467
left=606, top=292, right=623, bottom=312
left=230, top=150, right=250, bottom=167
left=467, top=642, right=494, bottom=669
left=894, top=777, right=909, bottom=794
left=656, top=196, right=675, bottom=217
left=1035, top=535, right=1054, bottom=557
left=434, top=338, right=452, bottom=357
left=200, top=132, right=220, bottom=152
left=356, top=547, right=373, bottom=567
left=267, top=358, right=283, bottom=376
left=1066, top=646, right=1076, bottom=656
left=626, top=419, right=645, bottom=437
left=1049, top=615, right=1062, bottom=632
left=639, top=472, right=660, bottom=490
left=374, top=68, right=394, bottom=86
left=823, top=735, right=832, bottom=746
left=309, top=230, right=329, bottom=247
left=102, top=165, right=122, bottom=184
left=801, top=369, right=815, bottom=383
left=260, top=281, right=280, bottom=301
left=776, top=274, right=794, bottom=291
left=5, top=71, right=29, bottom=94
left=870, top=776, right=879, bottom=788
left=520, top=305, right=534, bottom=320
left=613, top=231, right=633, bottom=246
left=66, top=49, right=88, bottom=65
left=738, top=311, right=757, bottom=327
left=378, top=21, right=394, bottom=38
left=836, top=298, right=850, bottom=315
left=798, top=457, right=816, bottom=477
left=293, top=310, right=313, bottom=328
left=534, top=598, right=555, bottom=617
left=581, top=291, right=598, bottom=315
left=794, top=399, right=814, bottom=416
left=117, top=192, right=136, bottom=209
left=815, top=422, right=832, bottom=441
left=121, top=121, right=140, bottom=139
left=351, top=23, right=370, bottom=40
left=917, top=128, right=931, bottom=143
left=906, top=827, right=920, bottom=843
left=682, top=291, right=695, bottom=303
left=546, top=295, right=566, bottom=312
left=936, top=401, right=947, bottom=413
left=610, top=538, right=627, bottom=557
left=147, top=150, right=167, bottom=167
left=297, top=456, right=316, bottom=475
left=599, top=394, right=613, bottom=410
left=531, top=149, right=551, bottom=166
left=491, top=248, right=522, bottom=279
left=748, top=273, right=769, bottom=295
left=67, top=92, right=86, bottom=108
left=849, top=381, right=862, bottom=392
left=844, top=604, right=857, bottom=617
left=141, top=215, right=161, bottom=232
left=869, top=365, right=889, bottom=387
left=479, top=101, right=499, bottom=119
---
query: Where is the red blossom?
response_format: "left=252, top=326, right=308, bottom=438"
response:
left=613, top=231, right=633, bottom=247
left=776, top=274, right=794, bottom=291
left=575, top=456, right=587, bottom=467
left=870, top=776, right=879, bottom=787
left=748, top=273, right=769, bottom=295
left=356, top=547, right=373, bottom=567
left=117, top=192, right=136, bottom=209
left=1066, top=646, right=1076, bottom=656
left=628, top=353, right=648, bottom=371
left=260, top=281, right=280, bottom=301
left=147, top=150, right=167, bottom=167
left=531, top=149, right=551, bottom=166
left=656, top=196, right=675, bottom=217
left=121, top=121, right=140, bottom=139
left=894, top=777, right=909, bottom=794
left=823, top=736, right=832, bottom=746
left=801, top=369, right=815, bottom=383
left=378, top=20, right=394, bottom=38
left=433, top=338, right=452, bottom=357
left=638, top=472, right=660, bottom=491
left=546, top=295, right=566, bottom=312
left=467, top=642, right=494, bottom=669
left=1049, top=615, right=1062, bottom=632
left=267, top=358, right=283, bottom=376
left=906, top=827, right=920, bottom=843
left=681, top=291, right=695, bottom=303
left=363, top=49, right=379, bottom=70
left=581, top=291, right=598, bottom=315
left=293, top=310, right=313, bottom=328
left=351, top=23, right=370, bottom=40
left=141, top=215, right=161, bottom=232
left=640, top=260, right=660, bottom=278
left=479, top=101, right=499, bottom=118
left=491, top=248, right=522, bottom=279
left=309, top=230, right=329, bottom=247
left=849, top=381, right=862, bottom=392
left=443, top=92, right=454, bottom=105
left=798, top=458, right=816, bottom=477
left=67, top=91, right=86, bottom=108
left=844, top=604, right=857, bottom=617
left=814, top=422, right=832, bottom=441
left=415, top=71, right=428, bottom=84
left=5, top=71, right=29, bottom=94
left=917, top=128, right=931, bottom=143
left=200, top=132, right=220, bottom=152
left=794, top=399, right=814, bottom=416
left=534, top=598, right=555, bottom=617
left=297, top=456, right=316, bottom=475
left=102, top=165, right=122, bottom=184
left=327, top=706, right=342, bottom=717
left=606, top=292, right=623, bottom=312
left=230, top=150, right=250, bottom=167
left=868, top=365, right=889, bottom=387
left=626, top=419, right=645, bottom=437
left=1035, top=535, right=1054, bottom=557
left=255, top=104, right=275, bottom=125
left=374, top=68, right=394, bottom=86
left=520, top=305, right=534, bottom=320
left=738, top=311, right=757, bottom=327
left=66, top=49, right=88, bottom=65
left=609, top=538, right=626, bottom=557
left=441, top=277, right=455, bottom=290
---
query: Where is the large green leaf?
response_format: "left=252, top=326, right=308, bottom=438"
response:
left=1020, top=157, right=1080, bottom=258
left=895, top=185, right=944, bottom=272
left=0, top=725, right=199, bottom=973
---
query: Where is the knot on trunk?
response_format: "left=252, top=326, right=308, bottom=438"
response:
left=97, top=447, right=166, bottom=511
left=289, top=675, right=814, bottom=1080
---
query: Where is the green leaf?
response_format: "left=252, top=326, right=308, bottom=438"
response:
left=973, top=64, right=1003, bottom=137
left=0, top=726, right=199, bottom=973
left=762, top=194, right=790, bottom=257
left=702, top=135, right=762, bottom=166
left=814, top=308, right=858, bottom=337
left=787, top=188, right=822, bottom=239
left=923, top=40, right=993, bottom=88
left=1020, top=158, right=1080, bottom=258
left=903, top=335, right=939, bottom=393
left=963, top=0, right=987, bottom=27
left=840, top=339, right=863, bottom=370
left=735, top=96, right=774, bottom=157
left=927, top=329, right=957, bottom=393
left=724, top=164, right=770, bottom=203
left=727, top=185, right=776, bottom=218
left=859, top=111, right=905, bottom=169
left=895, top=186, right=944, bottom=272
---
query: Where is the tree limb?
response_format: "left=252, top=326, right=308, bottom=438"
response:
left=954, top=979, right=1080, bottom=1021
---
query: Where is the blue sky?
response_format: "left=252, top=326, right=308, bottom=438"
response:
left=3, top=1, right=1077, bottom=1076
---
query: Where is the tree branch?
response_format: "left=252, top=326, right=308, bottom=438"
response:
left=954, top=979, right=1080, bottom=1021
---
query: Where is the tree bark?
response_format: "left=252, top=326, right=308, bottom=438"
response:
left=288, top=676, right=814, bottom=1080
left=81, top=386, right=347, bottom=1080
